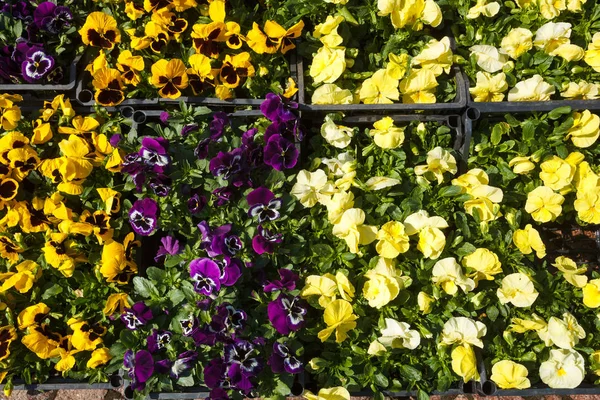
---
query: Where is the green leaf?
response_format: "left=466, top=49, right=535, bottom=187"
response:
left=119, top=329, right=137, bottom=349
left=42, top=284, right=63, bottom=300
left=374, top=373, right=389, bottom=388
left=399, top=365, right=422, bottom=381
left=547, top=106, right=572, bottom=120
left=491, top=123, right=509, bottom=146
left=486, top=305, right=499, bottom=322
left=176, top=375, right=195, bottom=387
left=164, top=255, right=184, bottom=268
left=418, top=389, right=430, bottom=400
left=168, top=289, right=185, bottom=307
left=146, top=267, right=167, bottom=282
left=438, top=185, right=463, bottom=197
left=521, top=120, right=536, bottom=142
left=133, top=276, right=160, bottom=298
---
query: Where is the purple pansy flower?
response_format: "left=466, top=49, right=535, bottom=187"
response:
left=169, top=351, right=198, bottom=379
left=204, top=357, right=227, bottom=389
left=195, top=138, right=210, bottom=160
left=189, top=258, right=221, bottom=295
left=147, top=329, right=172, bottom=354
left=269, top=342, right=303, bottom=374
left=212, top=186, right=233, bottom=206
left=252, top=226, right=283, bottom=255
left=210, top=112, right=229, bottom=140
left=210, top=225, right=243, bottom=257
left=260, top=93, right=297, bottom=123
left=224, top=340, right=262, bottom=392
left=160, top=111, right=169, bottom=124
left=228, top=363, right=253, bottom=392
left=21, top=49, right=54, bottom=83
left=129, top=198, right=158, bottom=236
left=208, top=388, right=230, bottom=400
left=155, top=235, right=181, bottom=262
left=209, top=148, right=243, bottom=180
left=247, top=187, right=281, bottom=223
left=181, top=124, right=198, bottom=137
left=110, top=134, right=122, bottom=147
left=179, top=315, right=199, bottom=337
left=121, top=302, right=153, bottom=330
left=263, top=134, right=298, bottom=171
left=217, top=257, right=242, bottom=287
left=149, top=174, right=172, bottom=197
left=188, top=192, right=207, bottom=214
left=154, top=359, right=173, bottom=376
left=124, top=350, right=154, bottom=391
left=140, top=137, right=170, bottom=167
left=34, top=2, right=72, bottom=33
left=267, top=294, right=307, bottom=335
left=264, top=269, right=298, bottom=292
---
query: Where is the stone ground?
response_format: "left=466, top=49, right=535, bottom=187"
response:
left=0, top=393, right=599, bottom=400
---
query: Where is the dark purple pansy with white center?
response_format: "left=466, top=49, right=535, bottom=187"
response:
left=33, top=2, right=72, bottom=33
left=140, top=137, right=170, bottom=167
left=169, top=351, right=198, bottom=379
left=246, top=187, right=281, bottom=223
left=121, top=302, right=153, bottom=330
left=210, top=112, right=229, bottom=140
left=269, top=342, right=303, bottom=374
left=129, top=198, right=158, bottom=236
left=21, top=49, right=54, bottom=83
left=123, top=350, right=154, bottom=391
left=148, top=174, right=172, bottom=197
left=212, top=186, right=233, bottom=206
left=263, top=268, right=298, bottom=292
left=147, top=329, right=172, bottom=354
left=267, top=294, right=307, bottom=335
left=179, top=315, right=199, bottom=337
left=194, top=138, right=210, bottom=160
left=188, top=192, right=207, bottom=214
left=209, top=148, right=244, bottom=180
left=189, top=258, right=221, bottom=296
left=252, top=225, right=283, bottom=255
left=216, top=257, right=242, bottom=287
left=263, top=134, right=298, bottom=171
left=204, top=357, right=227, bottom=389
left=224, top=339, right=262, bottom=377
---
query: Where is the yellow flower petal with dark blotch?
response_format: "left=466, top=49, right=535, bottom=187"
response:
left=151, top=59, right=189, bottom=99
left=18, top=303, right=49, bottom=330
left=79, top=12, right=121, bottom=49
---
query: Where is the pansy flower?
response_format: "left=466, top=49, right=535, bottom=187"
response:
left=68, top=319, right=106, bottom=351
left=179, top=315, right=199, bottom=337
left=147, top=329, right=172, bottom=353
left=0, top=236, right=23, bottom=264
left=267, top=294, right=307, bottom=335
left=129, top=198, right=158, bottom=236
left=152, top=9, right=188, bottom=36
left=145, top=22, right=170, bottom=53
left=264, top=269, right=298, bottom=292
left=21, top=49, right=54, bottom=83
left=117, top=50, right=144, bottom=86
left=216, top=257, right=242, bottom=287
left=210, top=227, right=243, bottom=257
left=0, top=326, right=17, bottom=362
left=247, top=21, right=304, bottom=54
left=263, top=134, right=298, bottom=171
left=140, top=137, right=170, bottom=167
left=189, top=258, right=221, bottom=295
left=210, top=112, right=229, bottom=140
left=187, top=54, right=215, bottom=95
left=188, top=192, right=207, bottom=214
left=269, top=342, right=303, bottom=374
left=18, top=303, right=50, bottom=331
left=209, top=148, right=244, bottom=180
left=123, top=349, right=154, bottom=391
left=155, top=235, right=181, bottom=262
left=204, top=357, right=228, bottom=390
left=247, top=187, right=281, bottom=222
left=191, top=22, right=226, bottom=58
left=33, top=2, right=72, bottom=34
left=100, top=238, right=138, bottom=284
left=121, top=302, right=153, bottom=331
left=92, top=68, right=125, bottom=106
left=212, top=186, right=234, bottom=206
left=42, top=232, right=84, bottom=277
left=79, top=12, right=121, bottom=49
left=0, top=94, right=22, bottom=130
left=151, top=59, right=189, bottom=99
left=252, top=226, right=283, bottom=255
left=219, top=52, right=255, bottom=89
left=21, top=324, right=62, bottom=359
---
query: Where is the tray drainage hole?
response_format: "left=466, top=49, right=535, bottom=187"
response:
left=291, top=382, right=304, bottom=396
left=481, top=380, right=497, bottom=396
left=120, top=106, right=134, bottom=119
left=448, top=115, right=460, bottom=129
left=461, top=381, right=477, bottom=394
left=110, top=374, right=123, bottom=388
left=466, top=107, right=481, bottom=121
left=124, top=385, right=134, bottom=399
left=133, top=111, right=147, bottom=124
left=77, top=90, right=93, bottom=103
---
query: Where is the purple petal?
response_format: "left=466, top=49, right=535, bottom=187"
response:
left=246, top=187, right=274, bottom=207
left=134, top=350, right=154, bottom=383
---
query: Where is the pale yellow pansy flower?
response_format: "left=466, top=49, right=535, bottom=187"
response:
left=310, top=46, right=346, bottom=84
left=463, top=248, right=502, bottom=282
left=399, top=69, right=438, bottom=104
left=553, top=43, right=585, bottom=61
left=567, top=0, right=586, bottom=11
left=538, top=0, right=566, bottom=20
left=497, top=273, right=539, bottom=307
left=317, top=299, right=358, bottom=343
left=376, top=221, right=410, bottom=258
left=414, top=147, right=458, bottom=184
left=332, top=208, right=377, bottom=254
left=584, top=32, right=600, bottom=73
left=304, top=387, right=350, bottom=400
left=540, top=349, right=585, bottom=388
left=491, top=360, right=531, bottom=389
left=452, top=345, right=479, bottom=383
left=387, top=53, right=410, bottom=80
left=539, top=156, right=575, bottom=192
left=365, top=177, right=401, bottom=191
left=301, top=274, right=338, bottom=307
left=404, top=210, right=449, bottom=259
left=441, top=316, right=487, bottom=348
left=325, top=191, right=355, bottom=225
left=367, top=340, right=387, bottom=356
left=561, top=81, right=599, bottom=100
left=418, top=291, right=435, bottom=314
left=525, top=186, right=564, bottom=223
left=508, top=314, right=547, bottom=333
left=513, top=224, right=547, bottom=258
left=547, top=312, right=586, bottom=349
left=359, top=69, right=400, bottom=104
left=320, top=115, right=354, bottom=149
left=467, top=0, right=501, bottom=19
left=377, top=318, right=421, bottom=350
left=574, top=188, right=600, bottom=224
left=369, top=116, right=405, bottom=149
left=469, top=45, right=510, bottom=73
left=583, top=279, right=600, bottom=308
left=567, top=110, right=600, bottom=148
left=432, top=257, right=475, bottom=295
left=508, top=156, right=536, bottom=174
left=508, top=75, right=555, bottom=102
left=534, top=22, right=572, bottom=54
left=411, top=36, right=453, bottom=76
left=312, top=84, right=354, bottom=105
left=469, top=71, right=508, bottom=102
left=363, top=258, right=411, bottom=309
left=501, top=28, right=533, bottom=59
left=291, top=169, right=334, bottom=208
left=313, top=16, right=345, bottom=47
left=552, top=256, right=588, bottom=287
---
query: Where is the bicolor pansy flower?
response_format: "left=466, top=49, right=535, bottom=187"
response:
left=79, top=12, right=121, bottom=49
left=191, top=22, right=226, bottom=58
left=150, top=59, right=189, bottom=99
left=267, top=294, right=307, bottom=335
left=189, top=258, right=221, bottom=295
left=21, top=49, right=55, bottom=83
left=252, top=225, right=283, bottom=255
left=269, top=342, right=303, bottom=374
left=147, top=329, right=172, bottom=353
left=129, top=198, right=158, bottom=236
left=121, top=302, right=153, bottom=331
left=0, top=326, right=16, bottom=362
left=247, top=187, right=281, bottom=222
left=92, top=68, right=125, bottom=106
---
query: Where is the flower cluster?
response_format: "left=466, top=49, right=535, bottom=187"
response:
left=451, top=0, right=600, bottom=102
left=113, top=95, right=307, bottom=399
left=79, top=1, right=303, bottom=104
left=0, top=1, right=78, bottom=84
left=0, top=94, right=136, bottom=391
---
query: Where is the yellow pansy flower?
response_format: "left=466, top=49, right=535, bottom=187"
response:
left=377, top=318, right=420, bottom=349
left=411, top=37, right=453, bottom=76
left=301, top=274, right=338, bottom=307
left=418, top=292, right=435, bottom=314
left=87, top=347, right=112, bottom=369
left=369, top=117, right=404, bottom=148
left=513, top=224, right=547, bottom=258
left=441, top=316, right=487, bottom=348
left=467, top=0, right=501, bottom=18
left=553, top=44, right=585, bottom=61
left=291, top=169, right=333, bottom=208
left=491, top=360, right=531, bottom=389
left=501, top=28, right=533, bottom=59
left=508, top=156, right=536, bottom=174
left=363, top=258, right=410, bottom=309
left=304, top=387, right=350, bottom=400
left=470, top=45, right=509, bottom=73
left=91, top=68, right=124, bottom=107
left=310, top=46, right=346, bottom=84
left=547, top=313, right=585, bottom=349
left=540, top=349, right=585, bottom=389
left=18, top=303, right=49, bottom=330
left=317, top=299, right=358, bottom=343
left=151, top=59, right=189, bottom=99
left=539, top=156, right=575, bottom=192
left=583, top=279, right=600, bottom=308
left=568, top=110, right=600, bottom=148
left=463, top=248, right=502, bottom=282
left=414, top=147, right=457, bottom=184
left=525, top=186, right=564, bottom=223
left=538, top=0, right=566, bottom=20
left=432, top=257, right=475, bottom=295
left=584, top=32, right=600, bottom=72
left=497, top=273, right=539, bottom=307
left=321, top=116, right=354, bottom=149
left=79, top=12, right=121, bottom=49
left=332, top=208, right=377, bottom=254
left=561, top=81, right=599, bottom=100
left=103, top=293, right=131, bottom=316
left=469, top=71, right=508, bottom=102
left=0, top=260, right=39, bottom=294
left=311, top=84, right=354, bottom=105
left=404, top=210, right=448, bottom=259
left=376, top=221, right=410, bottom=258
left=508, top=75, right=555, bottom=101
left=399, top=69, right=438, bottom=103
left=359, top=69, right=400, bottom=104
left=552, top=256, right=588, bottom=287
left=452, top=345, right=479, bottom=382
left=534, top=22, right=571, bottom=54
left=325, top=191, right=354, bottom=225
